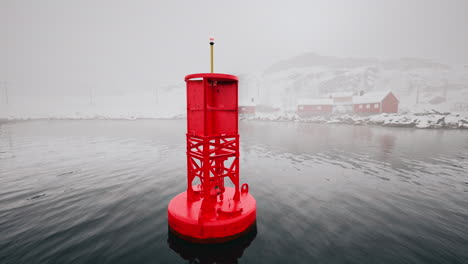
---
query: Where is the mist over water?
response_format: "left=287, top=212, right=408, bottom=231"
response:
left=1, top=0, right=468, bottom=118
left=1, top=120, right=467, bottom=263
left=1, top=1, right=468, bottom=263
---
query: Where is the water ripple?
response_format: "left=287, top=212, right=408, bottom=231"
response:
left=1, top=120, right=468, bottom=263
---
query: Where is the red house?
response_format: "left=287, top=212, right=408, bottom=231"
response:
left=297, top=98, right=333, bottom=116
left=353, top=91, right=399, bottom=114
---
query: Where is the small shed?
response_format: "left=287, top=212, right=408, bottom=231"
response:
left=353, top=91, right=399, bottom=113
left=297, top=98, right=333, bottom=116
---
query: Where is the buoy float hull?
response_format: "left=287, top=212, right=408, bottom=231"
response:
left=168, top=187, right=256, bottom=244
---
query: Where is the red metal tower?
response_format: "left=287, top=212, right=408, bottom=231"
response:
left=185, top=73, right=241, bottom=205
left=167, top=38, right=256, bottom=243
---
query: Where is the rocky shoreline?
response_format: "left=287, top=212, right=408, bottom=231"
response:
left=243, top=110, right=468, bottom=129
left=2, top=111, right=468, bottom=129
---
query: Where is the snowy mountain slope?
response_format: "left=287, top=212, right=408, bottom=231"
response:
left=250, top=53, right=468, bottom=113
left=1, top=53, right=467, bottom=119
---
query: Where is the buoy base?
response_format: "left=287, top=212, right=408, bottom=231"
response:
left=168, top=187, right=257, bottom=244
left=167, top=223, right=257, bottom=262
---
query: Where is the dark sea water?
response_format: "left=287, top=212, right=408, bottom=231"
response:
left=1, top=120, right=467, bottom=264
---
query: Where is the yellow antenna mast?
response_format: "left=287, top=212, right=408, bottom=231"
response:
left=209, top=36, right=214, bottom=73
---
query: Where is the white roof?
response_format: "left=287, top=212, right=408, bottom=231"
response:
left=353, top=91, right=393, bottom=104
left=298, top=98, right=333, bottom=105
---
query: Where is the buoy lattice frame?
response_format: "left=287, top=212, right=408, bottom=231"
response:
left=167, top=73, right=256, bottom=243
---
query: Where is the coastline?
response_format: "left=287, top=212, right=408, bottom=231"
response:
left=242, top=110, right=468, bottom=129
left=1, top=111, right=468, bottom=129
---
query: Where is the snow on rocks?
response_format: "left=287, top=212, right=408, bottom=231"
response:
left=241, top=110, right=468, bottom=129
left=2, top=109, right=467, bottom=130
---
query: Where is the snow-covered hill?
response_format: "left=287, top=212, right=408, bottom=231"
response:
left=244, top=53, right=468, bottom=113
left=1, top=53, right=467, bottom=120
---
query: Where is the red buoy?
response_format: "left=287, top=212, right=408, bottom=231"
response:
left=167, top=72, right=257, bottom=243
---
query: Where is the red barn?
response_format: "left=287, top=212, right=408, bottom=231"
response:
left=297, top=98, right=333, bottom=116
left=353, top=91, right=399, bottom=114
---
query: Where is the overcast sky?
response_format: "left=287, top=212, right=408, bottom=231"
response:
left=1, top=0, right=467, bottom=95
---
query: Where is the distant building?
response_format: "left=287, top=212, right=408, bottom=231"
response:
left=296, top=90, right=399, bottom=116
left=239, top=104, right=256, bottom=114
left=327, top=92, right=354, bottom=104
left=239, top=97, right=256, bottom=114
left=297, top=98, right=333, bottom=116
left=353, top=91, right=399, bottom=113
left=325, top=92, right=355, bottom=113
